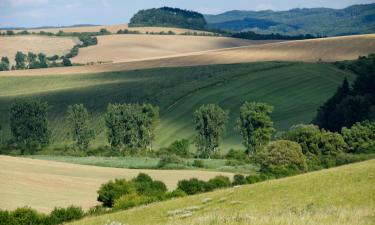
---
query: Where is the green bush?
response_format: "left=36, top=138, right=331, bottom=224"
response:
left=245, top=174, right=260, bottom=184
left=158, top=154, right=184, bottom=168
left=258, top=140, right=307, bottom=176
left=208, top=176, right=231, bottom=189
left=192, top=159, right=205, bottom=168
left=177, top=178, right=209, bottom=195
left=97, top=179, right=136, bottom=207
left=225, top=149, right=248, bottom=161
left=11, top=207, right=46, bottom=225
left=342, top=121, right=375, bottom=154
left=232, top=174, right=246, bottom=185
left=113, top=193, right=155, bottom=210
left=47, top=206, right=84, bottom=224
left=165, top=189, right=187, bottom=199
left=167, top=139, right=191, bottom=157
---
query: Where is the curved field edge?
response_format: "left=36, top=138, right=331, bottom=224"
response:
left=69, top=160, right=375, bottom=225
left=0, top=155, right=233, bottom=213
left=0, top=62, right=355, bottom=150
left=1, top=34, right=374, bottom=76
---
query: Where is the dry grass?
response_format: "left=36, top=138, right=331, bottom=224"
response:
left=69, top=160, right=375, bottom=225
left=1, top=34, right=374, bottom=76
left=0, top=155, right=233, bottom=213
left=8, top=23, right=212, bottom=35
left=72, top=34, right=266, bottom=64
left=0, top=35, right=79, bottom=64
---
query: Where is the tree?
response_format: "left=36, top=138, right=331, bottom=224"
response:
left=258, top=140, right=307, bottom=176
left=341, top=121, right=375, bottom=154
left=10, top=100, right=50, bottom=152
left=194, top=104, right=228, bottom=158
left=38, top=53, right=48, bottom=68
left=27, top=52, right=38, bottom=69
left=97, top=179, right=136, bottom=207
left=236, top=102, right=275, bottom=155
left=0, top=56, right=10, bottom=71
left=63, top=58, right=72, bottom=66
left=66, top=104, right=95, bottom=150
left=15, top=51, right=27, bottom=69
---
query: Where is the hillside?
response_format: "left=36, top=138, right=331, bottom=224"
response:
left=129, top=7, right=207, bottom=30
left=72, top=34, right=267, bottom=64
left=0, top=62, right=355, bottom=150
left=69, top=160, right=375, bottom=225
left=0, top=155, right=232, bottom=212
left=0, top=35, right=78, bottom=64
left=0, top=34, right=373, bottom=76
left=205, top=4, right=375, bottom=36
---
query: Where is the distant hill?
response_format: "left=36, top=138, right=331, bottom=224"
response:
left=205, top=4, right=375, bottom=36
left=0, top=24, right=99, bottom=31
left=129, top=7, right=207, bottom=30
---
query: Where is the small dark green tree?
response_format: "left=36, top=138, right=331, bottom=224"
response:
left=341, top=121, right=375, bottom=154
left=194, top=104, right=228, bottom=158
left=15, top=51, right=27, bottom=69
left=27, top=52, right=38, bottom=69
left=0, top=56, right=10, bottom=71
left=66, top=104, right=95, bottom=150
left=63, top=58, right=72, bottom=66
left=10, top=100, right=50, bottom=152
left=237, top=102, right=275, bottom=155
left=38, top=53, right=48, bottom=68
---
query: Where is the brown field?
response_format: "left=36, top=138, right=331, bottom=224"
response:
left=1, top=34, right=374, bottom=76
left=7, top=23, right=212, bottom=35
left=0, top=35, right=79, bottom=64
left=0, top=155, right=233, bottom=213
left=72, top=34, right=267, bottom=64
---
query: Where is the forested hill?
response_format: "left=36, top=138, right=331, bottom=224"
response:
left=205, top=4, right=375, bottom=36
left=129, top=7, right=207, bottom=30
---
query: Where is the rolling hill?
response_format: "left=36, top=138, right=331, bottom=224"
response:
left=0, top=62, right=355, bottom=150
left=0, top=35, right=78, bottom=64
left=0, top=155, right=232, bottom=212
left=68, top=159, right=375, bottom=225
left=205, top=3, right=375, bottom=36
left=0, top=34, right=373, bottom=76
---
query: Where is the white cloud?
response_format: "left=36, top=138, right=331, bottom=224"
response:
left=255, top=3, right=275, bottom=11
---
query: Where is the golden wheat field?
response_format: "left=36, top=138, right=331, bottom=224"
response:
left=72, top=34, right=270, bottom=64
left=0, top=156, right=233, bottom=213
left=0, top=35, right=79, bottom=64
left=1, top=34, right=374, bottom=76
left=8, top=23, right=212, bottom=35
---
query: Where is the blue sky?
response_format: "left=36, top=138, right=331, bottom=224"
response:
left=0, top=0, right=374, bottom=27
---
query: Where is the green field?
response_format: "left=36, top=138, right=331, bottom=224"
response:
left=0, top=62, right=354, bottom=151
left=69, top=159, right=375, bottom=225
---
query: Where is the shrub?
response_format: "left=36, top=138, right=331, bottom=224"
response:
left=47, top=206, right=84, bottom=224
left=177, top=178, right=209, bottom=195
left=192, top=159, right=204, bottom=168
left=258, top=140, right=307, bottom=176
left=132, top=173, right=167, bottom=198
left=97, top=179, right=136, bottom=207
left=208, top=176, right=231, bottom=189
left=225, top=149, right=248, bottom=161
left=158, top=154, right=184, bottom=168
left=113, top=193, right=155, bottom=210
left=168, top=139, right=191, bottom=157
left=165, top=189, right=187, bottom=199
left=11, top=207, right=45, bottom=225
left=341, top=121, right=375, bottom=154
left=245, top=174, right=260, bottom=184
left=63, top=58, right=72, bottom=66
left=232, top=174, right=246, bottom=185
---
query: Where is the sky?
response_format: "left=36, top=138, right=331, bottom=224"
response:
left=0, top=0, right=374, bottom=28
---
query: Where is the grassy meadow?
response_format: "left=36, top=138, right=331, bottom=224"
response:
left=0, top=62, right=354, bottom=151
left=68, top=159, right=375, bottom=225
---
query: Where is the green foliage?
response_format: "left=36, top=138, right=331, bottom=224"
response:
left=10, top=207, right=45, bottom=225
left=192, top=159, right=204, bottom=168
left=113, top=193, right=154, bottom=210
left=177, top=178, right=210, bottom=195
left=131, top=173, right=167, bottom=198
left=314, top=55, right=375, bottom=131
left=232, top=31, right=316, bottom=40
left=342, top=121, right=375, bottom=154
left=47, top=206, right=84, bottom=224
left=99, top=28, right=111, bottom=35
left=6, top=30, right=15, bottom=35
left=130, top=7, right=207, bottom=30
left=207, top=175, right=231, bottom=189
left=27, top=52, right=38, bottom=69
left=66, top=104, right=95, bottom=150
left=10, top=100, right=50, bottom=152
left=165, top=189, right=187, bottom=198
left=237, top=102, right=275, bottom=155
left=15, top=51, right=27, bottom=69
left=232, top=174, right=246, bottom=185
left=258, top=140, right=307, bottom=176
left=105, top=103, right=159, bottom=150
left=0, top=56, right=10, bottom=71
left=38, top=53, right=48, bottom=68
left=282, top=124, right=348, bottom=169
left=158, top=154, right=184, bottom=168
left=168, top=139, right=191, bottom=157
left=97, top=179, right=136, bottom=207
left=225, top=149, right=248, bottom=161
left=63, top=58, right=73, bottom=66
left=194, top=104, right=229, bottom=158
